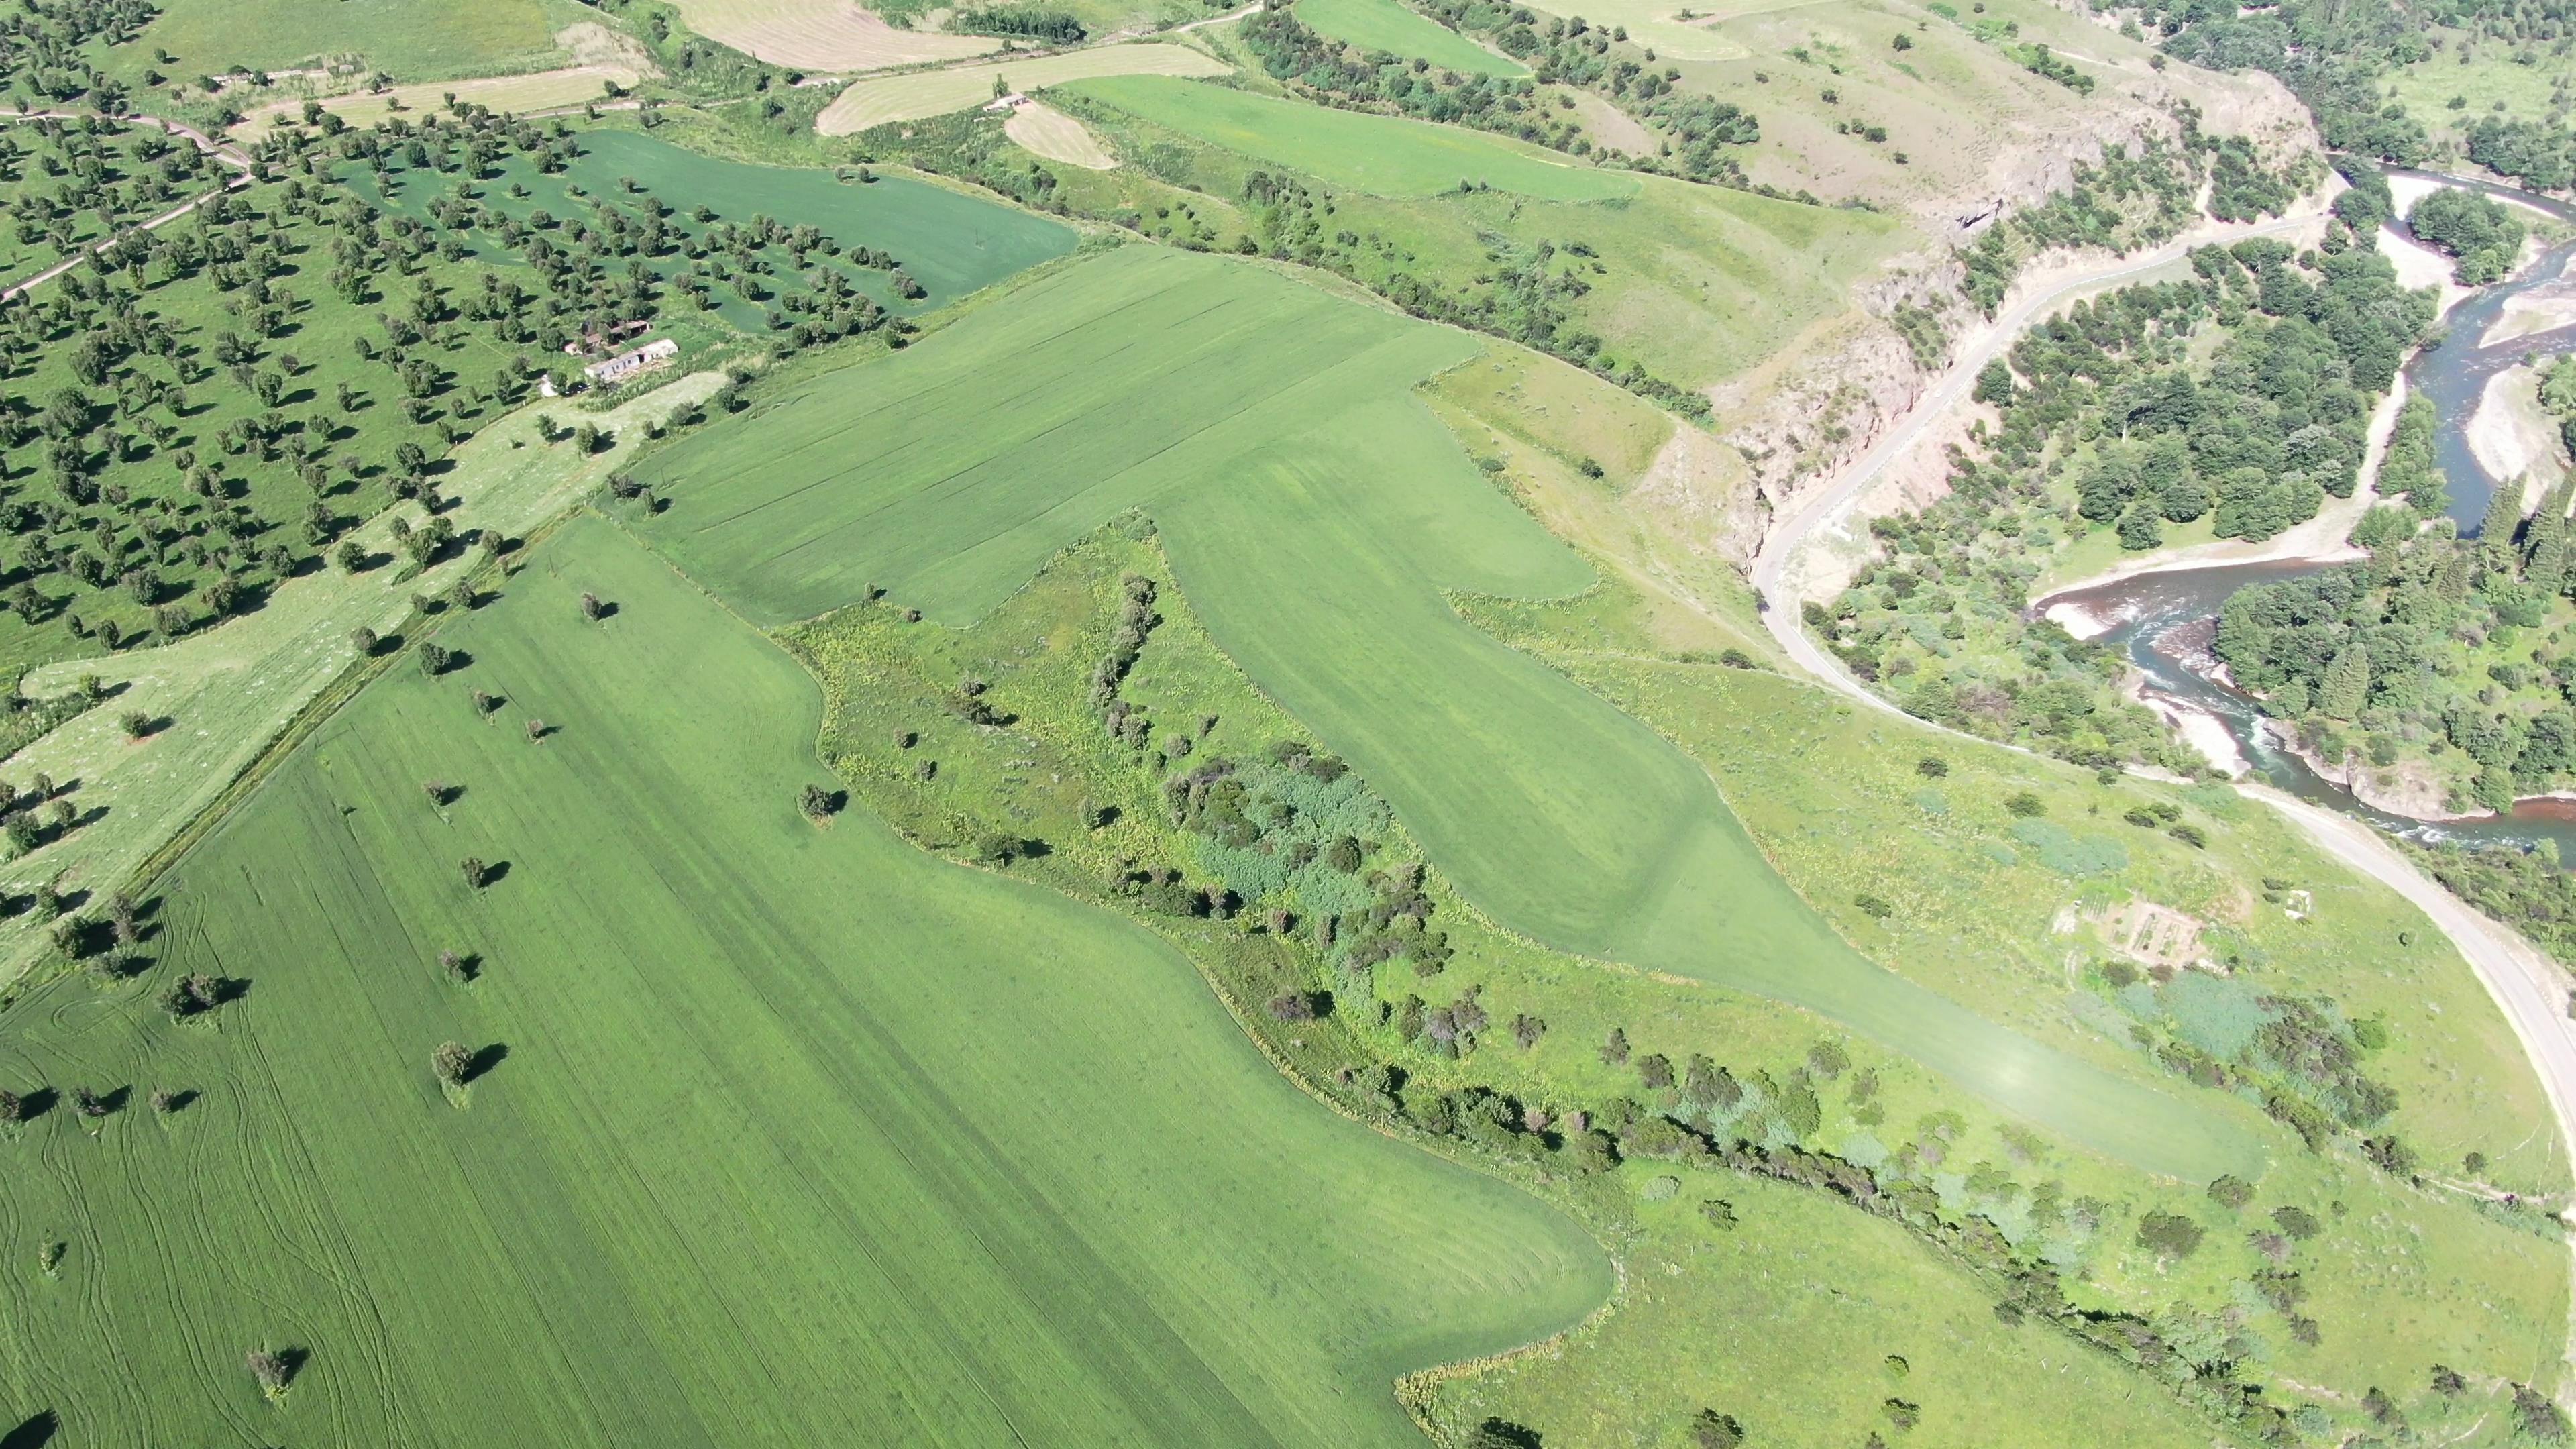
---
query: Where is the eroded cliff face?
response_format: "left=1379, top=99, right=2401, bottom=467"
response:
left=1673, top=59, right=2320, bottom=580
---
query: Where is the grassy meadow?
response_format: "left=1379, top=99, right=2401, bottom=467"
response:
left=625, top=244, right=2255, bottom=1177
left=0, top=513, right=1608, bottom=1443
left=1293, top=0, right=1529, bottom=77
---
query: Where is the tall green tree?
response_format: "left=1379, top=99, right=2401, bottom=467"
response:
left=2318, top=643, right=2369, bottom=720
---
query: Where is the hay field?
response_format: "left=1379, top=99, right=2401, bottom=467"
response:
left=625, top=246, right=2254, bottom=1179
left=0, top=513, right=1607, bottom=1442
left=117, top=0, right=559, bottom=81
left=816, top=44, right=1231, bottom=132
left=1065, top=74, right=1635, bottom=199
left=1005, top=101, right=1120, bottom=168
left=1293, top=0, right=1527, bottom=76
left=230, top=64, right=645, bottom=139
left=668, top=0, right=998, bottom=70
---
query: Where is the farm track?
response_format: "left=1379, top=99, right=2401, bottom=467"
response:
left=0, top=110, right=253, bottom=301
left=1746, top=201, right=2576, bottom=1189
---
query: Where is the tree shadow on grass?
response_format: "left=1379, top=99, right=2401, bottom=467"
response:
left=1, top=1409, right=57, bottom=1448
left=463, top=1043, right=507, bottom=1085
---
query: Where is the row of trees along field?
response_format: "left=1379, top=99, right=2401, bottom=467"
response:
left=1811, top=202, right=2433, bottom=768
left=797, top=531, right=2455, bottom=1449
left=1242, top=3, right=1766, bottom=183
left=0, top=101, right=918, bottom=665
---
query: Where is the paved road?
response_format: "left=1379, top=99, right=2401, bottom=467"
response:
left=1746, top=206, right=2576, bottom=1177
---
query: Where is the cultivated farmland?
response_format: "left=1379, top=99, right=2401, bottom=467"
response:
left=117, top=0, right=562, bottom=83
left=1004, top=101, right=1120, bottom=168
left=625, top=246, right=2251, bottom=1177
left=814, top=44, right=1232, bottom=133
left=1291, top=0, right=1529, bottom=76
left=1060, top=74, right=1637, bottom=199
left=665, top=0, right=998, bottom=71
left=0, top=513, right=1607, bottom=1442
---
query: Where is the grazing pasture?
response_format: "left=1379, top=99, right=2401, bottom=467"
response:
left=1061, top=74, right=1636, bottom=199
left=1291, top=0, right=1529, bottom=76
left=625, top=246, right=2253, bottom=1178
left=0, top=515, right=1607, bottom=1444
left=665, top=0, right=998, bottom=70
left=815, top=44, right=1232, bottom=133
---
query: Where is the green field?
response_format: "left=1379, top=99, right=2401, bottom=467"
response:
left=627, top=244, right=2253, bottom=1177
left=1292, top=0, right=1528, bottom=77
left=1063, top=75, right=1636, bottom=199
left=0, top=513, right=1607, bottom=1442
left=116, top=0, right=566, bottom=83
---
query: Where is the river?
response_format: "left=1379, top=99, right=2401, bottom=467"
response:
left=2040, top=170, right=2576, bottom=856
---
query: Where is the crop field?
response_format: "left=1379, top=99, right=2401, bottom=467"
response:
left=115, top=0, right=562, bottom=83
left=814, top=44, right=1232, bottom=133
left=0, top=513, right=1607, bottom=1443
left=666, top=0, right=998, bottom=72
left=360, top=129, right=1078, bottom=328
left=1061, top=74, right=1635, bottom=199
left=1291, top=0, right=1528, bottom=76
left=229, top=64, right=647, bottom=140
left=625, top=245, right=2249, bottom=1177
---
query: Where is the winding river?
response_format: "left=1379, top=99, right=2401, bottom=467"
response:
left=2041, top=170, right=2576, bottom=856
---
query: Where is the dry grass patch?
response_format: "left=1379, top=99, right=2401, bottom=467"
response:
left=231, top=64, right=646, bottom=138
left=668, top=0, right=996, bottom=70
left=1005, top=100, right=1118, bottom=168
left=816, top=42, right=1228, bottom=132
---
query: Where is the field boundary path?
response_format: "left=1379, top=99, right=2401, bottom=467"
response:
left=1747, top=205, right=2576, bottom=1191
left=0, top=110, right=253, bottom=301
left=0, top=372, right=726, bottom=989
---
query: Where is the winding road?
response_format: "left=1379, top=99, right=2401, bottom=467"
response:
left=1747, top=206, right=2576, bottom=1177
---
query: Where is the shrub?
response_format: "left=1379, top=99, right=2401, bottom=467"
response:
left=2206, top=1174, right=2255, bottom=1210
left=2136, top=1208, right=2204, bottom=1258
left=246, top=1348, right=293, bottom=1398
left=1854, top=894, right=1893, bottom=920
left=431, top=1040, right=474, bottom=1089
left=1690, top=1409, right=1744, bottom=1449
left=2004, top=790, right=2045, bottom=816
left=1915, top=755, right=1948, bottom=777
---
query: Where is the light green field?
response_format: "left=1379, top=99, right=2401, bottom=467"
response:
left=0, top=512, right=1607, bottom=1442
left=1446, top=1171, right=2216, bottom=1446
left=116, top=0, right=564, bottom=83
left=627, top=244, right=2255, bottom=1178
left=2385, top=35, right=2574, bottom=148
left=1293, top=0, right=1528, bottom=76
left=1063, top=74, right=1638, bottom=199
left=814, top=44, right=1232, bottom=133
left=230, top=64, right=645, bottom=140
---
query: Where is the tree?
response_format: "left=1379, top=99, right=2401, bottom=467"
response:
left=2116, top=505, right=2163, bottom=551
left=579, top=592, right=603, bottom=621
left=572, top=423, right=600, bottom=455
left=525, top=718, right=547, bottom=743
left=350, top=626, right=378, bottom=656
left=459, top=857, right=488, bottom=889
left=431, top=1040, right=474, bottom=1089
left=1690, top=1409, right=1745, bottom=1449
left=2316, top=643, right=2369, bottom=720
left=800, top=784, right=836, bottom=822
left=418, top=642, right=451, bottom=677
left=246, top=1348, right=293, bottom=1399
left=1971, top=359, right=2015, bottom=406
